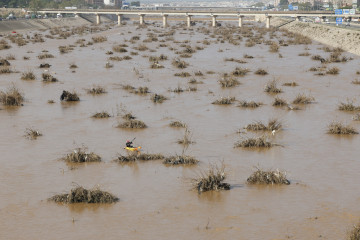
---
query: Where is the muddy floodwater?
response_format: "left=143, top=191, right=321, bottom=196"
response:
left=1, top=19, right=360, bottom=240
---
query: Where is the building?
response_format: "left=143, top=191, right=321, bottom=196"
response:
left=104, top=0, right=122, bottom=7
left=85, top=0, right=105, bottom=7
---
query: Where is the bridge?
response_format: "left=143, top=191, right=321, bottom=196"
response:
left=35, top=9, right=360, bottom=28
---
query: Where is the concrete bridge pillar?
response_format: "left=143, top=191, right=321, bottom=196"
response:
left=186, top=15, right=192, bottom=27
left=162, top=14, right=168, bottom=27
left=139, top=14, right=145, bottom=25
left=238, top=15, right=244, bottom=27
left=211, top=15, right=217, bottom=27
left=117, top=14, right=123, bottom=25
left=96, top=14, right=100, bottom=25
left=266, top=16, right=271, bottom=28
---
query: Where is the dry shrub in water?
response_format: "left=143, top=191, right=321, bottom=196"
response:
left=24, top=128, right=42, bottom=140
left=326, top=67, right=339, bottom=75
left=247, top=168, right=290, bottom=185
left=232, top=67, right=250, bottom=77
left=192, top=163, right=230, bottom=193
left=283, top=82, right=298, bottom=87
left=60, top=90, right=80, bottom=101
left=348, top=223, right=360, bottom=240
left=234, top=136, right=273, bottom=148
left=352, top=79, right=360, bottom=85
left=42, top=73, right=58, bottom=82
left=174, top=72, right=191, bottom=77
left=353, top=113, right=360, bottom=121
left=0, top=59, right=11, bottom=66
left=265, top=80, right=282, bottom=93
left=164, top=155, right=199, bottom=165
left=255, top=68, right=268, bottom=75
left=172, top=58, right=189, bottom=69
left=151, top=94, right=167, bottom=103
left=170, top=121, right=186, bottom=128
left=327, top=122, right=358, bottom=135
left=338, top=101, right=360, bottom=111
left=218, top=75, right=240, bottom=88
left=0, top=84, right=24, bottom=106
left=238, top=100, right=262, bottom=108
left=269, top=42, right=279, bottom=53
left=21, top=70, right=36, bottom=80
left=62, top=147, right=102, bottom=163
left=92, top=111, right=111, bottom=118
left=87, top=86, right=107, bottom=95
left=92, top=36, right=107, bottom=43
left=273, top=97, right=288, bottom=106
left=0, top=66, right=13, bottom=74
left=117, top=119, right=147, bottom=129
left=245, top=119, right=282, bottom=131
left=150, top=61, right=164, bottom=69
left=292, top=93, right=314, bottom=104
left=177, top=128, right=194, bottom=145
left=49, top=186, right=118, bottom=204
left=134, top=86, right=149, bottom=94
left=114, top=153, right=164, bottom=163
left=212, top=96, right=235, bottom=105
left=38, top=53, right=54, bottom=59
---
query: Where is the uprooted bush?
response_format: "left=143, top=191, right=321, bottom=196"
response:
left=49, top=186, right=118, bottom=204
left=21, top=70, right=36, bottom=80
left=273, top=97, right=288, bottom=106
left=169, top=121, right=186, bottom=128
left=62, top=147, right=102, bottom=163
left=192, top=163, right=230, bottom=193
left=163, top=154, right=199, bottom=165
left=338, top=101, right=360, bottom=111
left=234, top=136, right=273, bottom=148
left=87, top=86, right=107, bottom=95
left=247, top=168, right=290, bottom=185
left=348, top=222, right=360, bottom=240
left=327, top=122, right=358, bottom=135
left=232, top=67, right=250, bottom=77
left=0, top=84, right=24, bottom=106
left=24, top=128, right=42, bottom=140
left=42, top=73, right=58, bottom=82
left=218, top=75, right=240, bottom=88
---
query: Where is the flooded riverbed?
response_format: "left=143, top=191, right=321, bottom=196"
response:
left=0, top=20, right=360, bottom=240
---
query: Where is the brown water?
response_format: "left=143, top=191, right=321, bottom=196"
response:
left=1, top=20, right=360, bottom=240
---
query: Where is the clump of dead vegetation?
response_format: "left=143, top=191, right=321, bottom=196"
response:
left=247, top=168, right=290, bottom=185
left=282, top=82, right=298, bottom=87
left=177, top=128, right=194, bottom=145
left=338, top=100, right=360, bottom=111
left=353, top=113, right=360, bottom=121
left=232, top=67, right=250, bottom=77
left=38, top=53, right=54, bottom=59
left=264, top=80, right=282, bottom=93
left=192, top=163, right=230, bottom=193
left=292, top=93, right=315, bottom=104
left=150, top=61, right=164, bottom=69
left=164, top=155, right=199, bottom=165
left=212, top=96, right=235, bottom=105
left=348, top=222, right=360, bottom=240
left=21, top=70, right=36, bottom=80
left=238, top=100, right=262, bottom=108
left=42, top=73, right=58, bottom=82
left=87, top=85, right=107, bottom=95
left=92, top=36, right=107, bottom=43
left=174, top=72, right=191, bottom=77
left=151, top=94, right=167, bottom=103
left=0, top=84, right=24, bottom=106
left=273, top=97, right=288, bottom=106
left=327, top=122, right=358, bottom=135
left=92, top=111, right=111, bottom=118
left=170, top=121, right=186, bottom=128
left=326, top=67, right=339, bottom=75
left=172, top=58, right=189, bottom=69
left=49, top=186, right=118, bottom=204
left=352, top=79, right=360, bottom=85
left=24, top=128, right=42, bottom=140
left=254, top=68, right=268, bottom=75
left=60, top=90, right=80, bottom=101
left=61, top=147, right=102, bottom=163
left=117, top=119, right=147, bottom=129
left=244, top=119, right=282, bottom=131
left=218, top=74, right=240, bottom=88
left=114, top=153, right=164, bottom=163
left=234, top=136, right=273, bottom=148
